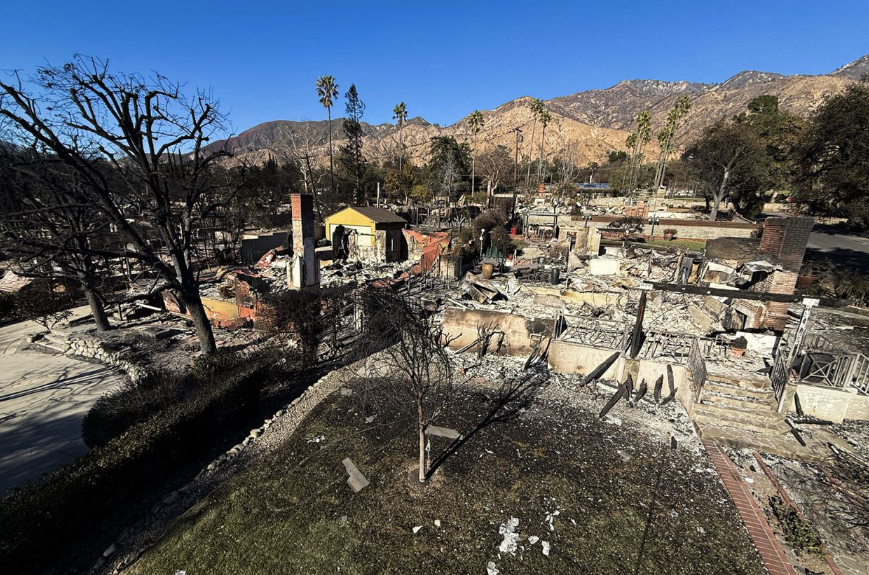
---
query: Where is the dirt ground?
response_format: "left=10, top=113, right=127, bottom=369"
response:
left=129, top=356, right=765, bottom=575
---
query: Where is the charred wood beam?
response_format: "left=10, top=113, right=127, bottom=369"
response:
left=645, top=282, right=851, bottom=307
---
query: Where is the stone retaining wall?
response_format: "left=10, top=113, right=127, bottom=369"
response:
left=61, top=334, right=148, bottom=382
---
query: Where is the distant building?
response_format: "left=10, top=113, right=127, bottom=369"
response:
left=324, top=207, right=408, bottom=263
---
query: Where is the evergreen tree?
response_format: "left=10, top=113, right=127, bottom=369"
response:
left=340, top=84, right=366, bottom=204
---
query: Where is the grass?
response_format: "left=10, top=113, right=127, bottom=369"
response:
left=130, top=382, right=765, bottom=575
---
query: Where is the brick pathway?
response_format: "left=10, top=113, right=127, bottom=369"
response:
left=703, top=441, right=797, bottom=575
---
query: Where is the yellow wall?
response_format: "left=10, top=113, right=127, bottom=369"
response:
left=325, top=208, right=376, bottom=247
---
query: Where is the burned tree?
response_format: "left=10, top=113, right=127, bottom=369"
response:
left=0, top=56, right=242, bottom=353
left=354, top=287, right=455, bottom=483
left=0, top=147, right=112, bottom=330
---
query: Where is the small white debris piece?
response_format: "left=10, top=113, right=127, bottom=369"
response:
left=175, top=571, right=187, bottom=575
left=498, top=517, right=521, bottom=555
left=744, top=477, right=755, bottom=484
left=412, top=525, right=423, bottom=534
left=528, top=536, right=539, bottom=544
left=486, top=561, right=499, bottom=575
left=434, top=519, right=441, bottom=528
left=307, top=433, right=326, bottom=443
left=545, top=510, right=560, bottom=532
left=604, top=415, right=623, bottom=426
left=542, top=541, right=551, bottom=556
left=570, top=518, right=577, bottom=525
left=365, top=415, right=376, bottom=423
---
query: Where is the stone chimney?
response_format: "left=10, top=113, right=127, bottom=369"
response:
left=288, top=193, right=319, bottom=289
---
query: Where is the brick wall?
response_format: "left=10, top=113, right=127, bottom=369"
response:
left=758, top=216, right=813, bottom=273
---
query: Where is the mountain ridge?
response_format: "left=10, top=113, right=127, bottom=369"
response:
left=212, top=53, right=867, bottom=168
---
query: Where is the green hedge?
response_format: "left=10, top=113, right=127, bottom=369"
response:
left=0, top=360, right=265, bottom=574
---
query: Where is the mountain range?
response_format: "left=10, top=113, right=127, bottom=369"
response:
left=212, top=54, right=869, bottom=169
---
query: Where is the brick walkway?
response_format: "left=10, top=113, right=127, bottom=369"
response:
left=703, top=441, right=797, bottom=575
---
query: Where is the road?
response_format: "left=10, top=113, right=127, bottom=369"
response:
left=806, top=226, right=869, bottom=270
left=0, top=311, right=123, bottom=496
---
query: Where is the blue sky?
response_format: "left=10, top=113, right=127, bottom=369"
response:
left=2, top=0, right=867, bottom=133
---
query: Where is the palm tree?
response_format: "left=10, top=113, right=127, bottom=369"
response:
left=468, top=110, right=485, bottom=197
left=525, top=98, right=543, bottom=191
left=537, top=108, right=551, bottom=187
left=316, top=75, right=339, bottom=199
left=393, top=102, right=408, bottom=172
left=393, top=102, right=408, bottom=202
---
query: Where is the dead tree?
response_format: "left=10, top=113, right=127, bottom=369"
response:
left=0, top=56, right=243, bottom=353
left=0, top=147, right=112, bottom=330
left=352, top=287, right=455, bottom=483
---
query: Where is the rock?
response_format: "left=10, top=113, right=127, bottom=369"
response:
left=206, top=462, right=217, bottom=471
left=434, top=519, right=441, bottom=528
left=486, top=561, right=499, bottom=575
left=249, top=428, right=262, bottom=439
left=542, top=541, right=550, bottom=556
left=412, top=525, right=422, bottom=534
left=103, top=543, right=117, bottom=557
left=163, top=491, right=179, bottom=505
left=528, top=536, right=539, bottom=544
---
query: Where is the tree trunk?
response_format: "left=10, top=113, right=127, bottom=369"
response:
left=328, top=107, right=335, bottom=198
left=418, top=424, right=426, bottom=482
left=526, top=120, right=537, bottom=190
left=472, top=133, right=476, bottom=197
left=84, top=288, right=110, bottom=332
left=182, top=288, right=217, bottom=355
left=537, top=126, right=546, bottom=187
left=709, top=168, right=731, bottom=221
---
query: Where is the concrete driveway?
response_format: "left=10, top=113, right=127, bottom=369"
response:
left=0, top=314, right=123, bottom=496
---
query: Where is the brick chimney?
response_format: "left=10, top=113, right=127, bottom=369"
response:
left=288, top=193, right=319, bottom=289
left=753, top=217, right=813, bottom=331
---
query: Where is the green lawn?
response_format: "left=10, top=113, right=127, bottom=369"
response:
left=130, top=381, right=764, bottom=575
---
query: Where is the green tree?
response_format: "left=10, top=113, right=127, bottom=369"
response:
left=653, top=96, right=692, bottom=190
left=340, top=84, right=366, bottom=204
left=468, top=110, right=485, bottom=197
left=316, top=75, right=339, bottom=199
left=525, top=98, right=544, bottom=190
left=537, top=108, right=551, bottom=187
left=794, top=84, right=869, bottom=228
left=427, top=136, right=470, bottom=203
left=628, top=110, right=652, bottom=191
left=684, top=118, right=771, bottom=220
left=735, top=95, right=806, bottom=190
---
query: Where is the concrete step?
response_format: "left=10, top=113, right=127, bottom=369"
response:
left=703, top=382, right=774, bottom=401
left=694, top=404, right=790, bottom=435
left=701, top=392, right=776, bottom=412
left=698, top=425, right=818, bottom=460
left=706, top=372, right=770, bottom=390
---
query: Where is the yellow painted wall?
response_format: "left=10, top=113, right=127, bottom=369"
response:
left=325, top=208, right=376, bottom=247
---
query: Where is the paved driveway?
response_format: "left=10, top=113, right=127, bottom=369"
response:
left=0, top=315, right=123, bottom=496
left=806, top=226, right=869, bottom=270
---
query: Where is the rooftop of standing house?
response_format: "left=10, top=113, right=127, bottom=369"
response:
left=326, top=206, right=408, bottom=227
